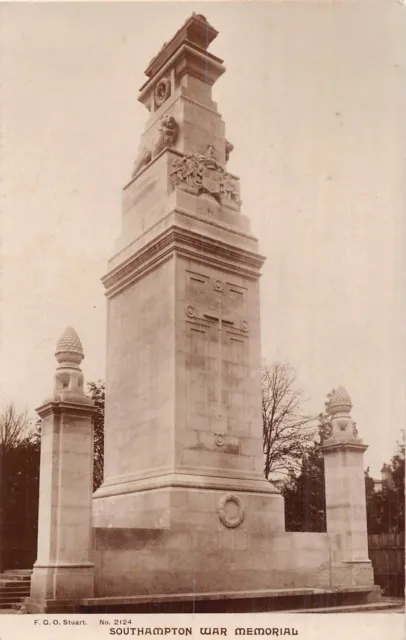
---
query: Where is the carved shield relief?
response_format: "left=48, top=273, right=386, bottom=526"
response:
left=201, top=168, right=222, bottom=197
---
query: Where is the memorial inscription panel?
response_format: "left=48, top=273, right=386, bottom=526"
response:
left=181, top=269, right=252, bottom=471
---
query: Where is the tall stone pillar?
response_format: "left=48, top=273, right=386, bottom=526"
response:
left=93, top=13, right=285, bottom=597
left=322, top=386, right=375, bottom=588
left=27, top=327, right=96, bottom=613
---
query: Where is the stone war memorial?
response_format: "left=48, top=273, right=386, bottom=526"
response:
left=25, top=14, right=380, bottom=613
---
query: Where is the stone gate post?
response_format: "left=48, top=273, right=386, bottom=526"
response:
left=321, top=386, right=376, bottom=590
left=26, top=327, right=96, bottom=613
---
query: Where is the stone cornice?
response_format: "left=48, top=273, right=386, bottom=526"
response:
left=144, top=14, right=219, bottom=79
left=321, top=440, right=368, bottom=455
left=34, top=562, right=94, bottom=570
left=174, top=206, right=255, bottom=240
left=93, top=471, right=280, bottom=499
left=102, top=224, right=266, bottom=298
left=36, top=400, right=97, bottom=420
left=139, top=43, right=225, bottom=99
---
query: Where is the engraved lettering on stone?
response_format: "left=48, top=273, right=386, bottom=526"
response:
left=190, top=275, right=206, bottom=284
left=132, top=115, right=178, bottom=178
left=203, top=308, right=235, bottom=430
left=186, top=271, right=210, bottom=304
left=185, top=273, right=248, bottom=431
left=228, top=286, right=246, bottom=313
left=170, top=145, right=241, bottom=209
left=218, top=494, right=245, bottom=529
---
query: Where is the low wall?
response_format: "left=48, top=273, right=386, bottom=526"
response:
left=92, top=528, right=331, bottom=597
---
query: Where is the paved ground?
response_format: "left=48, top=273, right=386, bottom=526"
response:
left=380, top=598, right=405, bottom=613
left=0, top=609, right=17, bottom=614
left=0, top=599, right=404, bottom=615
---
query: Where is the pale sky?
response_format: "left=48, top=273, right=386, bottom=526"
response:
left=0, top=1, right=404, bottom=475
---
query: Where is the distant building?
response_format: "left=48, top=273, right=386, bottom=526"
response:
left=373, top=463, right=394, bottom=492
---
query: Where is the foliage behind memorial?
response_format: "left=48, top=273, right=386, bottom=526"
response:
left=0, top=404, right=40, bottom=570
left=87, top=380, right=105, bottom=491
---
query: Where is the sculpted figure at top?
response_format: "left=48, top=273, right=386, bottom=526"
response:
left=131, top=115, right=179, bottom=178
left=196, top=145, right=224, bottom=171
left=225, top=140, right=234, bottom=163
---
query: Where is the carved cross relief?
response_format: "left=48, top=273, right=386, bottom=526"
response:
left=184, top=271, right=249, bottom=433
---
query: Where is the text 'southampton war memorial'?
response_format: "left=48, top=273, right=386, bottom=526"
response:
left=23, top=14, right=382, bottom=613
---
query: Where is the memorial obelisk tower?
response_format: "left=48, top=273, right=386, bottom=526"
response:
left=93, top=13, right=285, bottom=596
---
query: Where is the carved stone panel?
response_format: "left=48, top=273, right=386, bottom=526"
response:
left=170, top=146, right=241, bottom=211
left=184, top=270, right=249, bottom=437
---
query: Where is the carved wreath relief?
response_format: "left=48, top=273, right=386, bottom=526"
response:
left=170, top=145, right=241, bottom=210
left=214, top=433, right=225, bottom=447
left=185, top=304, right=196, bottom=318
left=218, top=494, right=245, bottom=529
left=154, top=77, right=171, bottom=108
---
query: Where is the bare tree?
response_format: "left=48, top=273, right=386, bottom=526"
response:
left=262, top=362, right=316, bottom=481
left=0, top=403, right=38, bottom=572
left=0, top=403, right=34, bottom=452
